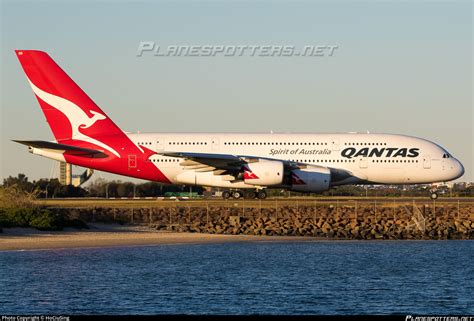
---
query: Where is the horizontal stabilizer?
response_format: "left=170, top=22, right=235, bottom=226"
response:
left=13, top=140, right=109, bottom=158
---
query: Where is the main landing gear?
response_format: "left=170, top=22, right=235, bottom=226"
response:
left=256, top=190, right=267, bottom=199
left=222, top=190, right=267, bottom=199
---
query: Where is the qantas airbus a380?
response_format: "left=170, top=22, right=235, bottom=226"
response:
left=13, top=50, right=464, bottom=199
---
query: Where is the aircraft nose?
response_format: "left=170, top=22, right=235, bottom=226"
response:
left=452, top=159, right=464, bottom=180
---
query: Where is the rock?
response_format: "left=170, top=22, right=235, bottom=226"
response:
left=321, top=222, right=332, bottom=234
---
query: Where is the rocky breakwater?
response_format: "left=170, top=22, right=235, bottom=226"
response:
left=159, top=205, right=472, bottom=240
left=52, top=203, right=473, bottom=240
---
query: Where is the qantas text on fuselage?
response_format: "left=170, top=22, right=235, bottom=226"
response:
left=13, top=50, right=464, bottom=199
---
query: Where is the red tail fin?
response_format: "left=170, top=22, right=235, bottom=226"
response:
left=15, top=50, right=171, bottom=183
left=15, top=50, right=124, bottom=158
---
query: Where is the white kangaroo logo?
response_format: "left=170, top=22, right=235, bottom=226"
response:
left=79, top=110, right=106, bottom=130
left=28, top=79, right=121, bottom=158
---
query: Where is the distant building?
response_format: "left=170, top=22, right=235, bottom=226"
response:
left=59, top=162, right=72, bottom=185
left=59, top=161, right=93, bottom=187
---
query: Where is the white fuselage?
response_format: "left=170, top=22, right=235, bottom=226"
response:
left=126, top=132, right=464, bottom=189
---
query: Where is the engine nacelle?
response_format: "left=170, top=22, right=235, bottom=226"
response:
left=244, top=160, right=284, bottom=186
left=290, top=167, right=331, bottom=193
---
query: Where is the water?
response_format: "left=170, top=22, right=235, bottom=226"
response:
left=1, top=241, right=473, bottom=315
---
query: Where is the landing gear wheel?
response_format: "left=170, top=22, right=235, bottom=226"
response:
left=430, top=192, right=438, bottom=200
left=222, top=191, right=231, bottom=199
left=244, top=191, right=257, bottom=199
left=232, top=191, right=243, bottom=199
left=257, top=190, right=267, bottom=199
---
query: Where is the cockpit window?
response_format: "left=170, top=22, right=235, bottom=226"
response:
left=442, top=153, right=451, bottom=159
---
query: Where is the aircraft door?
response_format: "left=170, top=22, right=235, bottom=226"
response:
left=212, top=138, right=220, bottom=151
left=128, top=155, right=137, bottom=169
left=155, top=137, right=164, bottom=151
left=423, top=155, right=431, bottom=169
left=331, top=138, right=340, bottom=151
left=359, top=156, right=368, bottom=169
left=441, top=157, right=446, bottom=171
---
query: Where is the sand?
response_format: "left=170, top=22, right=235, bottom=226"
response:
left=0, top=224, right=316, bottom=251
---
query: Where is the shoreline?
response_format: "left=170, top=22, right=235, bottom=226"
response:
left=0, top=224, right=324, bottom=251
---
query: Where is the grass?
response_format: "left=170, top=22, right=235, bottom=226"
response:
left=34, top=197, right=473, bottom=209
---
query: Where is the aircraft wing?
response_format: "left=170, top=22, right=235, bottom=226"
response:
left=13, top=140, right=109, bottom=158
left=159, top=151, right=355, bottom=183
left=160, top=151, right=329, bottom=169
left=159, top=151, right=247, bottom=172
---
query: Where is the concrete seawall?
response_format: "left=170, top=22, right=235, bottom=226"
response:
left=49, top=201, right=473, bottom=240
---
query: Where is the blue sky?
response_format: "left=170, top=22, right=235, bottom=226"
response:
left=1, top=0, right=472, bottom=182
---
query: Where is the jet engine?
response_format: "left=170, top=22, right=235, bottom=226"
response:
left=243, top=160, right=284, bottom=186
left=290, top=167, right=331, bottom=192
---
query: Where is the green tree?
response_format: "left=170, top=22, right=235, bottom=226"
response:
left=3, top=174, right=34, bottom=192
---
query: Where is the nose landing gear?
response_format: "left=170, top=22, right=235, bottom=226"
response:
left=429, top=185, right=439, bottom=199
left=430, top=190, right=439, bottom=200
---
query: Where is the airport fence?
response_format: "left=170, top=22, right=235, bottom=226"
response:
left=45, top=199, right=473, bottom=226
